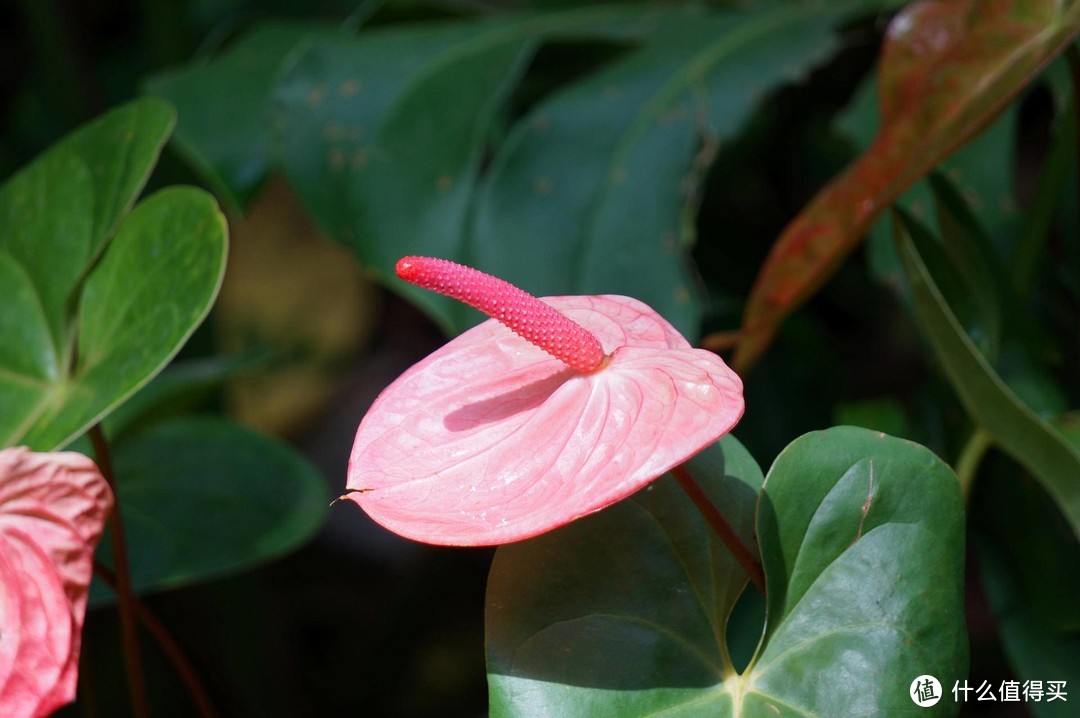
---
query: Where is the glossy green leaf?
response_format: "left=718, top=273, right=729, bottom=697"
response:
left=0, top=98, right=174, bottom=367
left=487, top=435, right=762, bottom=716
left=0, top=102, right=228, bottom=451
left=487, top=427, right=966, bottom=716
left=894, top=211, right=1080, bottom=538
left=92, top=417, right=327, bottom=603
left=3, top=187, right=227, bottom=450
left=147, top=22, right=343, bottom=208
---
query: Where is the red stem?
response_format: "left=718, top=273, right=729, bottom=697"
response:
left=89, top=425, right=150, bottom=718
left=670, top=463, right=766, bottom=594
left=93, top=561, right=219, bottom=718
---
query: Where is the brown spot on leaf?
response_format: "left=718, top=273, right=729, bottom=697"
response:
left=328, top=147, right=345, bottom=172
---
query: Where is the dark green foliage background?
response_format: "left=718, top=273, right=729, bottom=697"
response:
left=2, top=0, right=1077, bottom=716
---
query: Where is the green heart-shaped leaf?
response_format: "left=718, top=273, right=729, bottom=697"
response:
left=0, top=100, right=227, bottom=450
left=487, top=427, right=966, bottom=716
left=2, top=185, right=227, bottom=450
left=488, top=434, right=762, bottom=715
left=750, top=428, right=966, bottom=714
left=91, top=416, right=327, bottom=603
left=0, top=98, right=174, bottom=369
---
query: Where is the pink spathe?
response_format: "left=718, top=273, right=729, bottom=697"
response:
left=0, top=448, right=113, bottom=718
left=345, top=258, right=744, bottom=546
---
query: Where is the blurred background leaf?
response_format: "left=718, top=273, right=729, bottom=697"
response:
left=217, top=176, right=379, bottom=436
left=91, top=416, right=327, bottom=604
left=733, top=0, right=1080, bottom=371
left=155, top=0, right=905, bottom=339
left=3, top=0, right=1078, bottom=714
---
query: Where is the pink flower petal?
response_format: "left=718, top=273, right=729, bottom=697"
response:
left=0, top=448, right=113, bottom=718
left=347, top=295, right=743, bottom=545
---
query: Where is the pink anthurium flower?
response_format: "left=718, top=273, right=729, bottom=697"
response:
left=0, top=448, right=113, bottom=718
left=344, top=257, right=744, bottom=546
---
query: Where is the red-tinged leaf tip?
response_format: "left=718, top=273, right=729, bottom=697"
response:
left=0, top=448, right=113, bottom=718
left=734, top=0, right=1080, bottom=374
left=396, top=256, right=607, bottom=373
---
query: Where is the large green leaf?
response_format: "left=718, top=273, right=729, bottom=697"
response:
left=471, top=1, right=895, bottom=340
left=160, top=5, right=894, bottom=338
left=273, top=6, right=660, bottom=333
left=894, top=211, right=1080, bottom=538
left=0, top=101, right=228, bottom=451
left=487, top=427, right=966, bottom=716
left=746, top=428, right=966, bottom=715
left=2, top=187, right=227, bottom=450
left=487, top=435, right=762, bottom=716
left=147, top=22, right=344, bottom=208
left=91, top=417, right=327, bottom=603
left=0, top=98, right=174, bottom=368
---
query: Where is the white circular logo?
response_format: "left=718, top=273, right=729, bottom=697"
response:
left=910, top=675, right=942, bottom=707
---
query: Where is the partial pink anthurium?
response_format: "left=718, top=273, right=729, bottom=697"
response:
left=0, top=448, right=113, bottom=718
left=343, top=257, right=744, bottom=546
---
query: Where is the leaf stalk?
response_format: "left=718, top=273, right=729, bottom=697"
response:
left=671, top=463, right=766, bottom=594
left=89, top=425, right=150, bottom=718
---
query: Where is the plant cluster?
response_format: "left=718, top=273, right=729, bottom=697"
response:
left=1, top=0, right=1078, bottom=716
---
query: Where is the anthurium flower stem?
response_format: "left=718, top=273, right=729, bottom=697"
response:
left=94, top=561, right=219, bottom=718
left=670, top=463, right=765, bottom=594
left=89, top=425, right=150, bottom=718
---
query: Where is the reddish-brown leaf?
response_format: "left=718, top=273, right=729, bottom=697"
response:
left=729, top=0, right=1080, bottom=372
left=0, top=448, right=113, bottom=718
